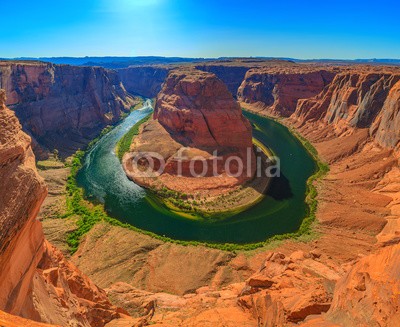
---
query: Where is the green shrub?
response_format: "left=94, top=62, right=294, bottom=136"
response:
left=63, top=111, right=329, bottom=254
left=116, top=115, right=151, bottom=161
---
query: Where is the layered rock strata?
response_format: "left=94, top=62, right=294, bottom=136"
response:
left=31, top=63, right=400, bottom=326
left=0, top=89, right=131, bottom=326
left=292, top=68, right=400, bottom=150
left=231, top=65, right=400, bottom=326
left=238, top=66, right=336, bottom=116
left=195, top=64, right=250, bottom=96
left=123, top=68, right=258, bottom=196
left=0, top=89, right=47, bottom=315
left=0, top=61, right=136, bottom=158
left=117, top=65, right=170, bottom=98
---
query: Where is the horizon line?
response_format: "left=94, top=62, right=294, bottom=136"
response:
left=1, top=56, right=400, bottom=62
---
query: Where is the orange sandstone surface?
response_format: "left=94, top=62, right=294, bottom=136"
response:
left=0, top=89, right=139, bottom=327
left=123, top=68, right=257, bottom=196
left=240, top=65, right=400, bottom=326
left=2, top=62, right=400, bottom=327
left=85, top=64, right=400, bottom=326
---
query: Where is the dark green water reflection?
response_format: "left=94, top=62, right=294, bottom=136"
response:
left=77, top=105, right=316, bottom=244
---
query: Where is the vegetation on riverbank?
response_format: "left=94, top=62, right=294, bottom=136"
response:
left=60, top=109, right=328, bottom=253
left=244, top=109, right=329, bottom=241
left=115, top=114, right=151, bottom=161
left=64, top=149, right=257, bottom=252
left=37, top=158, right=65, bottom=170
left=120, top=97, right=146, bottom=119
left=132, top=97, right=145, bottom=110
left=146, top=142, right=273, bottom=220
left=62, top=124, right=123, bottom=253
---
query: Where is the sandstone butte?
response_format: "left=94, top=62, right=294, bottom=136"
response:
left=2, top=60, right=400, bottom=327
left=122, top=68, right=267, bottom=213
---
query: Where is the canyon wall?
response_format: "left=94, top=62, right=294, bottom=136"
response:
left=0, top=89, right=129, bottom=326
left=2, top=60, right=400, bottom=326
left=118, top=63, right=253, bottom=99
left=234, top=65, right=400, bottom=326
left=293, top=68, right=400, bottom=149
left=0, top=61, right=136, bottom=158
left=117, top=66, right=169, bottom=98
left=195, top=64, right=250, bottom=96
left=234, top=63, right=400, bottom=150
left=238, top=66, right=336, bottom=116
left=116, top=61, right=289, bottom=101
left=0, top=89, right=47, bottom=315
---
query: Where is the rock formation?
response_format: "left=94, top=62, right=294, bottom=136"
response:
left=116, top=60, right=304, bottom=102
left=293, top=67, right=400, bottom=149
left=238, top=251, right=340, bottom=326
left=117, top=65, right=169, bottom=98
left=0, top=61, right=136, bottom=158
left=0, top=89, right=131, bottom=326
left=0, top=88, right=47, bottom=315
left=325, top=243, right=400, bottom=326
left=373, top=79, right=400, bottom=148
left=195, top=64, right=250, bottom=96
left=154, top=69, right=253, bottom=151
left=0, top=310, right=56, bottom=327
left=238, top=66, right=336, bottom=116
left=226, top=64, right=400, bottom=326
left=123, top=68, right=257, bottom=197
left=30, top=241, right=127, bottom=327
left=3, top=60, right=400, bottom=326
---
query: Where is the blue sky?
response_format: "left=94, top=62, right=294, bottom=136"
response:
left=1, top=0, right=399, bottom=59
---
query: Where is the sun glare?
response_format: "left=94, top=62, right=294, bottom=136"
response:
left=119, top=0, right=163, bottom=8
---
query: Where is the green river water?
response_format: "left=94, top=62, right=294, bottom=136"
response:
left=77, top=101, right=317, bottom=244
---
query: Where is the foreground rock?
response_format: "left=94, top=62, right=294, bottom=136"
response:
left=0, top=310, right=56, bottom=327
left=296, top=243, right=400, bottom=327
left=238, top=251, right=341, bottom=326
left=123, top=68, right=264, bottom=211
left=105, top=281, right=256, bottom=327
left=326, top=243, right=400, bottom=326
left=0, top=61, right=136, bottom=158
left=0, top=89, right=47, bottom=315
left=0, top=89, right=134, bottom=326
